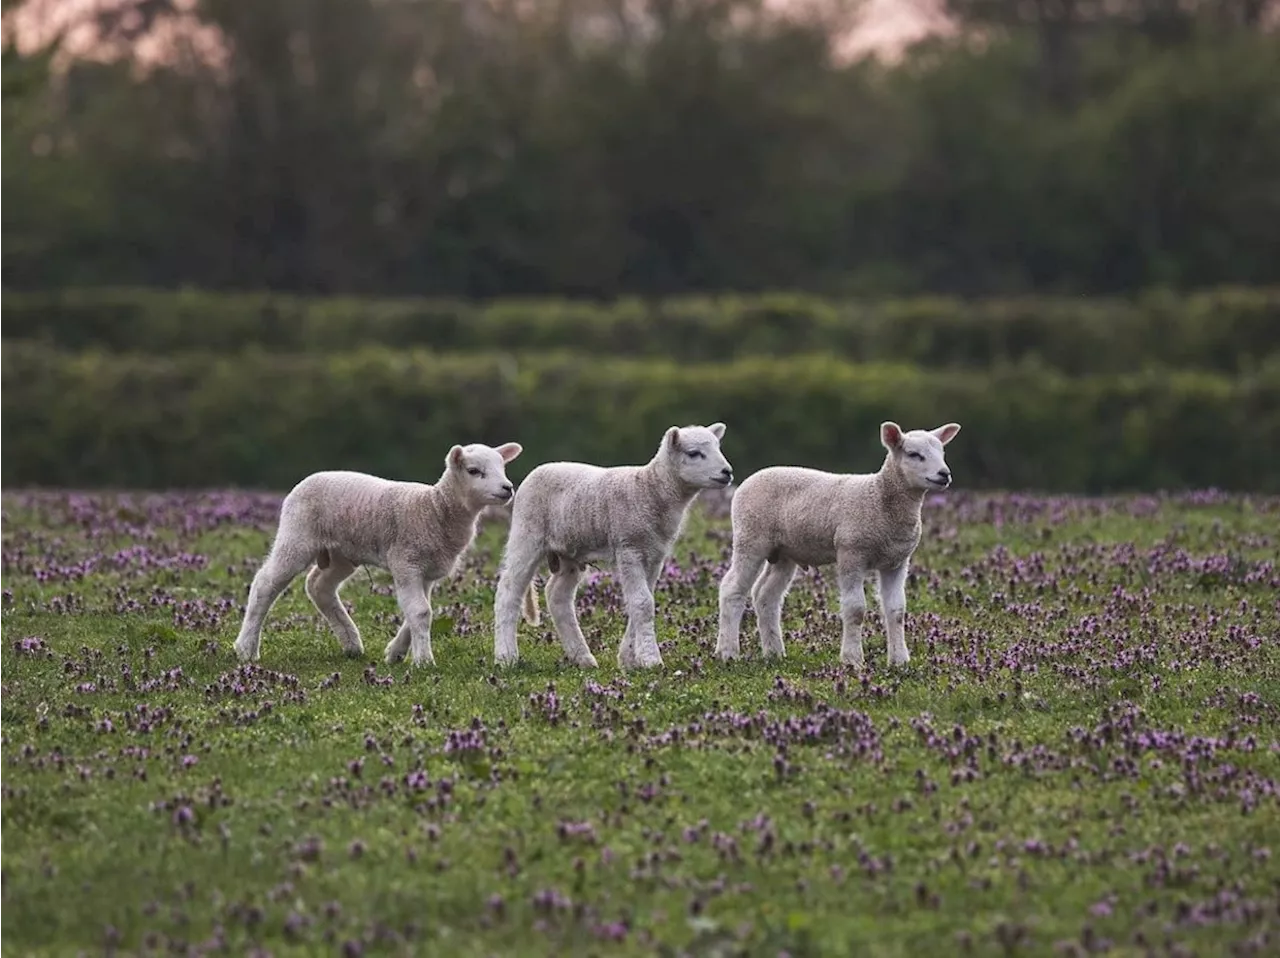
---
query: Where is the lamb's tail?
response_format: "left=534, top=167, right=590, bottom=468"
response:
left=522, top=580, right=540, bottom=626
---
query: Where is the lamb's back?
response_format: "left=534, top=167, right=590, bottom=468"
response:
left=733, top=465, right=923, bottom=571
left=283, top=470, right=415, bottom=566
left=732, top=467, right=851, bottom=562
left=515, top=461, right=664, bottom=560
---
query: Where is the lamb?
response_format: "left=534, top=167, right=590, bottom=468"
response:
left=492, top=423, right=734, bottom=670
left=715, top=421, right=960, bottom=670
left=232, top=441, right=533, bottom=667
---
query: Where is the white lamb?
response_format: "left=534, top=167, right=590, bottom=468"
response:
left=715, top=421, right=960, bottom=670
left=232, top=442, right=534, bottom=667
left=492, top=423, right=734, bottom=670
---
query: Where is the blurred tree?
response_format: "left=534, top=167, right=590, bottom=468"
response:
left=537, top=2, right=864, bottom=294
left=0, top=0, right=111, bottom=284
left=1, top=0, right=1277, bottom=296
left=1071, top=35, right=1280, bottom=288
left=938, top=0, right=1279, bottom=105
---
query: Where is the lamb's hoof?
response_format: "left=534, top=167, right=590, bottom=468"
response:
left=410, top=654, right=436, bottom=668
left=840, top=652, right=865, bottom=671
left=342, top=645, right=366, bottom=659
left=384, top=645, right=408, bottom=665
left=629, top=651, right=664, bottom=670
left=233, top=640, right=258, bottom=662
left=617, top=649, right=652, bottom=670
left=494, top=653, right=519, bottom=669
left=567, top=652, right=599, bottom=668
left=714, top=638, right=740, bottom=661
left=760, top=644, right=786, bottom=660
left=888, top=652, right=911, bottom=668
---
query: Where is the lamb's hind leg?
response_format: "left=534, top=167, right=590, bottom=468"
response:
left=752, top=557, right=797, bottom=659
left=233, top=539, right=314, bottom=662
left=305, top=554, right=363, bottom=656
left=546, top=559, right=598, bottom=668
left=715, top=550, right=767, bottom=661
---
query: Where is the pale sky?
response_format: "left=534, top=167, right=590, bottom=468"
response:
left=848, top=0, right=944, bottom=55
left=3, top=0, right=946, bottom=67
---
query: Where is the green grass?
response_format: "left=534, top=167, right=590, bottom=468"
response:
left=2, top=490, right=1278, bottom=957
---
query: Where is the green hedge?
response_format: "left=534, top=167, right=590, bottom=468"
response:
left=5, top=344, right=1278, bottom=493
left=4, top=286, right=1279, bottom=374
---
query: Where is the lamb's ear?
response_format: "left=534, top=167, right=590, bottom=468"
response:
left=880, top=421, right=904, bottom=451
left=707, top=422, right=726, bottom=441
left=932, top=423, right=961, bottom=446
left=447, top=445, right=465, bottom=469
left=496, top=442, right=523, bottom=463
left=665, top=426, right=682, bottom=451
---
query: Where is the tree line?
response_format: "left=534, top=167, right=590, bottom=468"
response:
left=3, top=0, right=1278, bottom=299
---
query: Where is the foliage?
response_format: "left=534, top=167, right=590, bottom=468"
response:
left=5, top=343, right=1279, bottom=492
left=6, top=285, right=1280, bottom=374
left=2, top=0, right=1278, bottom=297
left=1, top=43, right=113, bottom=283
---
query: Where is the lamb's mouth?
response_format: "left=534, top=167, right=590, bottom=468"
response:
left=926, top=476, right=951, bottom=489
left=711, top=476, right=733, bottom=487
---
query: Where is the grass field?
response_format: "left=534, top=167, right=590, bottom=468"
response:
left=2, top=488, right=1278, bottom=957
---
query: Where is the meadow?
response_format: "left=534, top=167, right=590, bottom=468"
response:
left=1, top=487, right=1278, bottom=957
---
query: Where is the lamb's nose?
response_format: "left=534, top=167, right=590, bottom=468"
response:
left=721, top=467, right=733, bottom=482
left=937, top=468, right=951, bottom=482
left=500, top=483, right=514, bottom=498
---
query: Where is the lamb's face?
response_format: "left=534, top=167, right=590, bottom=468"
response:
left=666, top=422, right=733, bottom=490
left=448, top=442, right=523, bottom=506
left=882, top=421, right=961, bottom=491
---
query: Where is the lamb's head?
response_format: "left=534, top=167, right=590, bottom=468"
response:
left=881, top=421, right=961, bottom=491
left=445, top=442, right=523, bottom=507
left=661, top=422, right=733, bottom=490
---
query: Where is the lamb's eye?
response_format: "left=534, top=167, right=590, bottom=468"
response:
left=908, top=452, right=925, bottom=462
left=687, top=450, right=706, bottom=460
left=466, top=467, right=483, bottom=477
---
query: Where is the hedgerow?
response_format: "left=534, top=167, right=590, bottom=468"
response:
left=5, top=344, right=1277, bottom=492
left=4, top=286, right=1278, bottom=374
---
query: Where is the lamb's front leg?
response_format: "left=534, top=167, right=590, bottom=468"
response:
left=617, top=618, right=641, bottom=671
left=836, top=556, right=868, bottom=670
left=619, top=553, right=666, bottom=669
left=878, top=562, right=911, bottom=667
left=386, top=567, right=436, bottom=667
left=617, top=551, right=662, bottom=670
